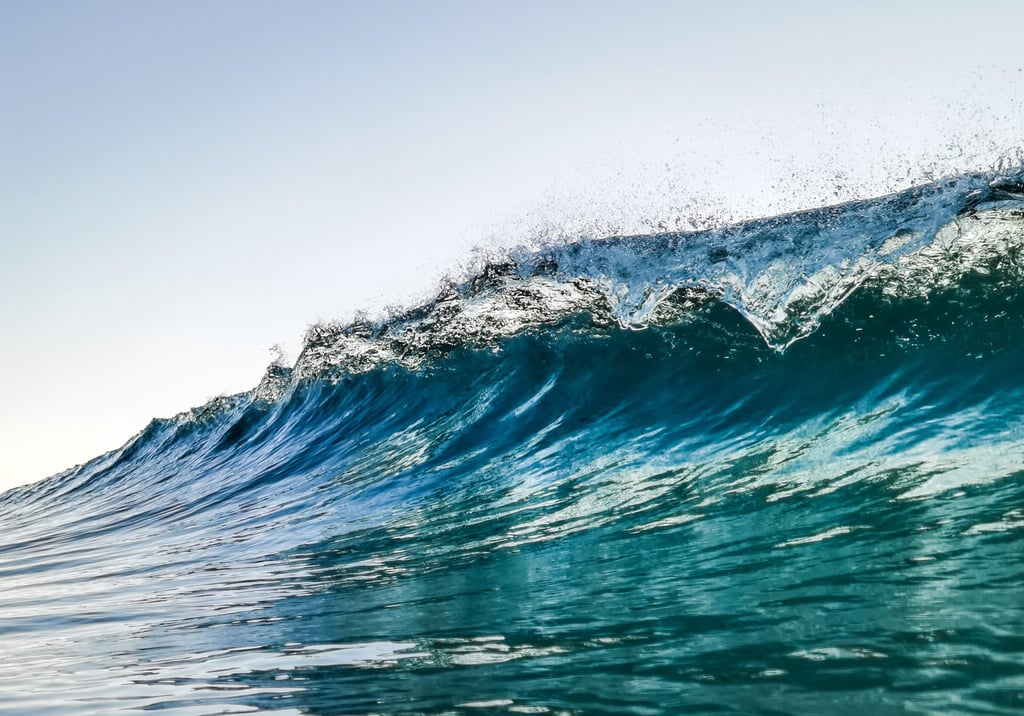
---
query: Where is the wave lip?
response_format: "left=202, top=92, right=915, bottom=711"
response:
left=280, top=167, right=1024, bottom=389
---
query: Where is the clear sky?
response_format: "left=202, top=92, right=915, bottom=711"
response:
left=2, top=0, right=1022, bottom=492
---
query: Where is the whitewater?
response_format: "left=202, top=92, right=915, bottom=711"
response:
left=1, top=165, right=1023, bottom=715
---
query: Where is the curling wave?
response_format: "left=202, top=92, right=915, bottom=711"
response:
left=1, top=166, right=1023, bottom=715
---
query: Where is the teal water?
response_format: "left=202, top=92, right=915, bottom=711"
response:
left=1, top=169, right=1023, bottom=714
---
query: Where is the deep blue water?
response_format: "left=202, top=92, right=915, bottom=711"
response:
left=2, top=168, right=1023, bottom=715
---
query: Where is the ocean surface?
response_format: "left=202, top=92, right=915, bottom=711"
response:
left=2, top=167, right=1023, bottom=715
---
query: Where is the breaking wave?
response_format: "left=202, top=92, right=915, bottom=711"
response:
left=2, top=166, right=1024, bottom=715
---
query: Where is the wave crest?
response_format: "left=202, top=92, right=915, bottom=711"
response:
left=276, top=167, right=1023, bottom=391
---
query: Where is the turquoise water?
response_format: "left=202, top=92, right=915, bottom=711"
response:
left=1, top=168, right=1023, bottom=714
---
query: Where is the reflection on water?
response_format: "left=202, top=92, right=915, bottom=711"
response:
left=3, top=456, right=1022, bottom=715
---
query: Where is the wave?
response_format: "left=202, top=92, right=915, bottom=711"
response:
left=1, top=166, right=1024, bottom=715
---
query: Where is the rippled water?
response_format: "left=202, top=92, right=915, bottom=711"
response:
left=2, top=168, right=1023, bottom=715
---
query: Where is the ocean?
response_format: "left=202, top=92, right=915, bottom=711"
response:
left=1, top=166, right=1023, bottom=715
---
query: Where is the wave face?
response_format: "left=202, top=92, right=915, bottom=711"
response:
left=2, top=167, right=1024, bottom=715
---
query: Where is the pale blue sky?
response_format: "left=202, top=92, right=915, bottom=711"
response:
left=2, top=1, right=1022, bottom=490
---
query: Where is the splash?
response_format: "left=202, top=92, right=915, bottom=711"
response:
left=276, top=165, right=1024, bottom=393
